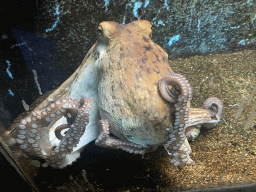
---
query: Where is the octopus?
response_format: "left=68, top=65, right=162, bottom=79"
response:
left=3, top=20, right=223, bottom=169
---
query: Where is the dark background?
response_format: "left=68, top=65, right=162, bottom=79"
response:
left=0, top=0, right=255, bottom=191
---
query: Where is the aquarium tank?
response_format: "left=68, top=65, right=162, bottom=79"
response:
left=0, top=0, right=255, bottom=191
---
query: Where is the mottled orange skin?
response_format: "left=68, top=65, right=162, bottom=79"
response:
left=4, top=20, right=223, bottom=169
left=97, top=20, right=175, bottom=146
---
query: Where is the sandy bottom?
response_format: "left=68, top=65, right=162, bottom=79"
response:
left=5, top=49, right=256, bottom=192
left=158, top=49, right=256, bottom=191
left=48, top=49, right=256, bottom=192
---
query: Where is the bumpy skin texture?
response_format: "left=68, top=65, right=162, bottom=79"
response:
left=95, top=20, right=224, bottom=168
left=6, top=20, right=223, bottom=169
left=15, top=97, right=92, bottom=168
left=97, top=21, right=174, bottom=147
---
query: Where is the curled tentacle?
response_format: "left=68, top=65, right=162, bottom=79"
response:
left=158, top=73, right=192, bottom=103
left=202, top=97, right=224, bottom=129
left=15, top=97, right=93, bottom=168
left=54, top=108, right=78, bottom=140
left=95, top=120, right=149, bottom=155
left=159, top=73, right=194, bottom=168
left=55, top=124, right=69, bottom=140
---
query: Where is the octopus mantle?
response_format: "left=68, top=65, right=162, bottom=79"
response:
left=2, top=20, right=224, bottom=169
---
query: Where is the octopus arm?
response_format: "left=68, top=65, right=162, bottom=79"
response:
left=15, top=97, right=93, bottom=168
left=95, top=120, right=150, bottom=155
left=159, top=73, right=194, bottom=168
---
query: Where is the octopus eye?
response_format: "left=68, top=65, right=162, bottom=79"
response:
left=98, top=25, right=103, bottom=35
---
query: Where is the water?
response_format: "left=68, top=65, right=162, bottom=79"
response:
left=0, top=0, right=255, bottom=191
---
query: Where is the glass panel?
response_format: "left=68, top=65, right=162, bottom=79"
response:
left=1, top=1, right=255, bottom=191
